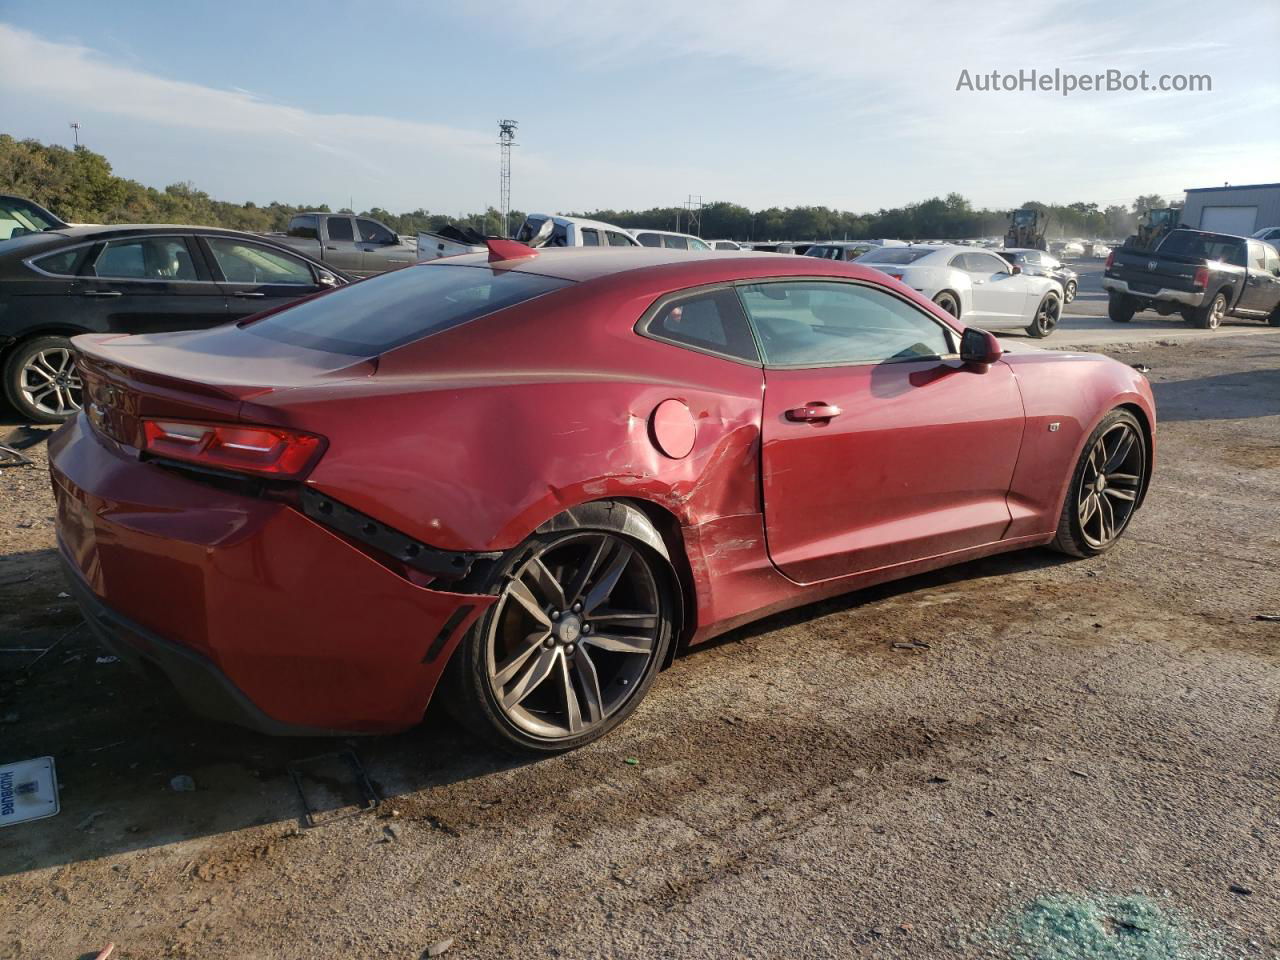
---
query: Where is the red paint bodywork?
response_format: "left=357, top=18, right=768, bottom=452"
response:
left=49, top=249, right=1156, bottom=734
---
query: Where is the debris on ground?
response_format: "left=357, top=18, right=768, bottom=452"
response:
left=424, top=937, right=455, bottom=957
left=0, top=756, right=60, bottom=827
left=0, top=444, right=33, bottom=468
left=93, top=944, right=115, bottom=960
left=624, top=757, right=639, bottom=766
left=169, top=775, right=197, bottom=792
left=892, top=639, right=931, bottom=651
left=1227, top=883, right=1253, bottom=896
left=1253, top=614, right=1280, bottom=622
left=989, top=892, right=1211, bottom=959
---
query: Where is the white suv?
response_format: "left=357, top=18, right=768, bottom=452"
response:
left=515, top=215, right=639, bottom=248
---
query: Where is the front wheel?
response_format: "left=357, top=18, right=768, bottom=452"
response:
left=1063, top=279, right=1077, bottom=303
left=2, top=335, right=84, bottom=424
left=1050, top=409, right=1146, bottom=557
left=445, top=526, right=676, bottom=754
left=1025, top=292, right=1061, bottom=338
left=1193, top=291, right=1227, bottom=329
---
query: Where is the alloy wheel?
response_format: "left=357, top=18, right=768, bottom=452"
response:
left=1036, top=296, right=1061, bottom=334
left=1208, top=294, right=1225, bottom=329
left=485, top=532, right=662, bottom=740
left=933, top=292, right=959, bottom=317
left=1077, top=421, right=1143, bottom=549
left=20, top=347, right=83, bottom=417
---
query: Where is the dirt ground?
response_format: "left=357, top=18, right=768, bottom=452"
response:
left=1, top=334, right=1277, bottom=959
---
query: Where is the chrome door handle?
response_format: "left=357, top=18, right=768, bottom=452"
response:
left=234, top=291, right=266, bottom=298
left=82, top=290, right=122, bottom=298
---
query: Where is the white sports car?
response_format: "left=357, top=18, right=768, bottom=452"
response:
left=856, top=244, right=1064, bottom=338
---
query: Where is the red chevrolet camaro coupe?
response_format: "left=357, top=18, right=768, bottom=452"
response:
left=50, top=241, right=1155, bottom=752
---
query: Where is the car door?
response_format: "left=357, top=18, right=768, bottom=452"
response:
left=1238, top=240, right=1280, bottom=314
left=356, top=218, right=415, bottom=274
left=319, top=216, right=365, bottom=275
left=955, top=252, right=1029, bottom=322
left=77, top=233, right=228, bottom=334
left=199, top=235, right=334, bottom=321
left=741, top=279, right=1024, bottom=583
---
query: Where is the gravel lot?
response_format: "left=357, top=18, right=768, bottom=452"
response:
left=1, top=334, right=1277, bottom=959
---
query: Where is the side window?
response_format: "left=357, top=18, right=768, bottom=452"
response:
left=965, top=253, right=1008, bottom=275
left=580, top=228, right=600, bottom=247
left=357, top=219, right=396, bottom=244
left=206, top=238, right=316, bottom=285
left=662, top=235, right=689, bottom=250
left=287, top=215, right=319, bottom=240
left=92, top=237, right=199, bottom=281
left=643, top=289, right=759, bottom=363
left=636, top=232, right=661, bottom=248
left=31, top=248, right=88, bottom=277
left=738, top=281, right=952, bottom=367
left=326, top=217, right=355, bottom=242
left=607, top=231, right=634, bottom=247
left=1263, top=244, right=1280, bottom=275
left=1247, top=240, right=1267, bottom=270
left=689, top=237, right=711, bottom=251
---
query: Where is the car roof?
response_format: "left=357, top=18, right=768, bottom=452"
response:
left=631, top=228, right=703, bottom=240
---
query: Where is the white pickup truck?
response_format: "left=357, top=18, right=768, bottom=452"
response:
left=417, top=214, right=640, bottom=261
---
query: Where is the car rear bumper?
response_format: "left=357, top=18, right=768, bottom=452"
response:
left=49, top=414, right=493, bottom=735
left=1102, top=277, right=1204, bottom=307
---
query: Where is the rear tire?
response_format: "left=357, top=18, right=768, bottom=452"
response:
left=1050, top=409, right=1146, bottom=558
left=1107, top=292, right=1135, bottom=323
left=1063, top=279, right=1077, bottom=304
left=1025, top=292, right=1061, bottom=338
left=2, top=335, right=83, bottom=424
left=1268, top=305, right=1280, bottom=327
left=1193, top=291, right=1227, bottom=329
left=932, top=291, right=960, bottom=317
left=443, top=512, right=676, bottom=755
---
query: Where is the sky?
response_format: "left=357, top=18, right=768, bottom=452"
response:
left=1, top=0, right=1277, bottom=216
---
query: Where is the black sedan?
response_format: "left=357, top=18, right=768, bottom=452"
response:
left=0, top=225, right=349, bottom=422
left=997, top=248, right=1079, bottom=303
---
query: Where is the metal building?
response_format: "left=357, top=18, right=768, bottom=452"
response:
left=1180, top=182, right=1280, bottom=235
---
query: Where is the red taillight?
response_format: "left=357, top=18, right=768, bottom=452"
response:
left=1192, top=266, right=1209, bottom=289
left=142, top=420, right=325, bottom=478
left=888, top=272, right=906, bottom=281
left=1104, top=251, right=1115, bottom=271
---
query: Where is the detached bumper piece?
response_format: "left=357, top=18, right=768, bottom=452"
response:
left=300, top=486, right=500, bottom=585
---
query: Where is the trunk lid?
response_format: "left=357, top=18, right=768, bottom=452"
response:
left=1108, top=248, right=1201, bottom=293
left=74, top=325, right=374, bottom=449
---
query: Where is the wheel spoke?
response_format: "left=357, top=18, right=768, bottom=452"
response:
left=22, top=366, right=55, bottom=386
left=506, top=578, right=552, bottom=627
left=559, top=655, right=583, bottom=734
left=1104, top=429, right=1135, bottom=472
left=33, top=354, right=59, bottom=377
left=583, top=543, right=634, bottom=614
left=1103, top=487, right=1136, bottom=502
left=1098, top=494, right=1116, bottom=542
left=30, top=385, right=57, bottom=404
left=582, top=631, right=654, bottom=655
left=502, top=646, right=559, bottom=710
left=563, top=535, right=609, bottom=608
left=589, top=609, right=658, bottom=629
left=1108, top=472, right=1140, bottom=485
left=493, top=630, right=551, bottom=686
left=1079, top=492, right=1099, bottom=526
left=525, top=557, right=567, bottom=611
left=572, top=647, right=605, bottom=724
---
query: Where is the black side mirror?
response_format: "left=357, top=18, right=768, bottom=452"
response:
left=1010, top=264, right=1022, bottom=275
left=960, top=327, right=1003, bottom=366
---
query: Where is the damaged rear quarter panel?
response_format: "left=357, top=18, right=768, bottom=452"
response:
left=259, top=280, right=767, bottom=553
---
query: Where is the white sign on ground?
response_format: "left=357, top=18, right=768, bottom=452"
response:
left=0, top=756, right=60, bottom=827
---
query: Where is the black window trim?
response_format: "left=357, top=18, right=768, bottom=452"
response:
left=732, top=276, right=961, bottom=371
left=24, top=233, right=220, bottom=284
left=633, top=282, right=763, bottom=368
left=24, top=244, right=96, bottom=279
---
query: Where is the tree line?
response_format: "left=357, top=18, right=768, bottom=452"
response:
left=1, top=134, right=1172, bottom=242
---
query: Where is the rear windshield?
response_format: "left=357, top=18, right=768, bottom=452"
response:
left=244, top=264, right=571, bottom=355
left=856, top=248, right=934, bottom=264
left=1157, top=231, right=1245, bottom=266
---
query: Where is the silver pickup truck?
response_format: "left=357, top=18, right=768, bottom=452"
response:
left=269, top=213, right=418, bottom=278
